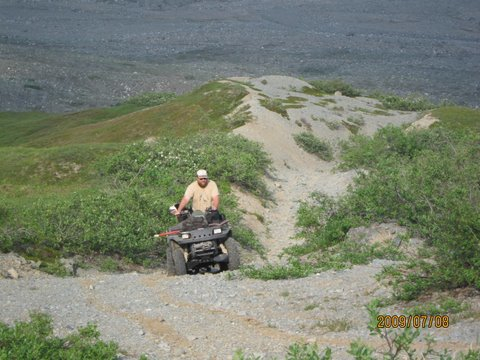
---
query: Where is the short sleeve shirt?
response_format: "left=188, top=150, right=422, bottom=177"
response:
left=184, top=180, right=219, bottom=211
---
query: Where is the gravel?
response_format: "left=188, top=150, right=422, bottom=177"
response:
left=1, top=0, right=479, bottom=112
left=1, top=257, right=479, bottom=359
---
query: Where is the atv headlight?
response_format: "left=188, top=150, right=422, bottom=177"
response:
left=213, top=228, right=222, bottom=234
left=181, top=233, right=191, bottom=239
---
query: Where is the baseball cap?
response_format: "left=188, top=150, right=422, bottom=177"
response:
left=197, top=169, right=208, bottom=178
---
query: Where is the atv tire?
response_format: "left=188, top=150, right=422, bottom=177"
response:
left=222, top=237, right=241, bottom=271
left=166, top=245, right=175, bottom=276
left=171, top=242, right=187, bottom=275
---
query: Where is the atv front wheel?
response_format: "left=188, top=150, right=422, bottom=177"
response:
left=171, top=242, right=187, bottom=275
left=166, top=245, right=175, bottom=276
left=222, top=237, right=241, bottom=271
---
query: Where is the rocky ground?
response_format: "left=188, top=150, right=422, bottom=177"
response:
left=1, top=76, right=479, bottom=359
left=1, top=0, right=479, bottom=113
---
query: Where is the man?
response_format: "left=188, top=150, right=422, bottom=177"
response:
left=174, top=169, right=219, bottom=215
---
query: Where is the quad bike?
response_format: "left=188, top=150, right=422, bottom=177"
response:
left=155, top=207, right=241, bottom=275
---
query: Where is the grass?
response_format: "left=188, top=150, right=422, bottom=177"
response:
left=346, top=115, right=365, bottom=127
left=304, top=303, right=319, bottom=311
left=371, top=92, right=435, bottom=111
left=405, top=297, right=468, bottom=317
left=0, top=82, right=247, bottom=147
left=354, top=107, right=392, bottom=116
left=259, top=98, right=290, bottom=119
left=0, top=143, right=120, bottom=186
left=312, top=318, right=352, bottom=332
left=342, top=120, right=361, bottom=134
left=226, top=104, right=252, bottom=128
left=307, top=79, right=362, bottom=97
left=431, top=106, right=480, bottom=133
left=293, top=132, right=333, bottom=161
left=311, top=115, right=341, bottom=130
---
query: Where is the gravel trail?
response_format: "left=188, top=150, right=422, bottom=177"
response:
left=1, top=261, right=478, bottom=359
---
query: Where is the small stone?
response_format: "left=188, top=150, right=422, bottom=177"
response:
left=334, top=91, right=342, bottom=96
left=7, top=268, right=18, bottom=279
left=139, top=329, right=145, bottom=336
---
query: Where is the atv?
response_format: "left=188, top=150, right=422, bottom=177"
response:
left=156, top=207, right=241, bottom=275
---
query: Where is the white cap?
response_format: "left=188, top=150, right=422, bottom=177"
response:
left=197, top=169, right=208, bottom=178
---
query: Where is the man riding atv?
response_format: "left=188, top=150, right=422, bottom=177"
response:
left=160, top=169, right=240, bottom=275
left=173, top=169, right=220, bottom=218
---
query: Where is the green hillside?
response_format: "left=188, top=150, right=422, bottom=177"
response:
left=0, top=82, right=245, bottom=147
left=0, top=80, right=266, bottom=272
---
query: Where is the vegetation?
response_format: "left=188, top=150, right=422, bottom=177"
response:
left=119, top=91, right=176, bottom=107
left=226, top=104, right=253, bottom=128
left=0, top=133, right=269, bottom=265
left=371, top=93, right=434, bottom=111
left=431, top=106, right=480, bottom=133
left=0, top=81, right=268, bottom=268
left=244, top=106, right=479, bottom=302
left=303, top=79, right=362, bottom=98
left=293, top=132, right=333, bottom=161
left=259, top=98, right=290, bottom=119
left=296, top=124, right=479, bottom=298
left=233, top=300, right=480, bottom=359
left=0, top=313, right=119, bottom=359
left=311, top=115, right=341, bottom=131
left=0, top=82, right=246, bottom=147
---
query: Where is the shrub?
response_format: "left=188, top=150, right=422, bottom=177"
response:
left=102, top=132, right=271, bottom=196
left=1, top=132, right=271, bottom=265
left=293, top=132, right=333, bottom=161
left=339, top=126, right=480, bottom=296
left=372, top=93, right=434, bottom=111
left=308, top=79, right=362, bottom=97
left=0, top=313, right=118, bottom=359
left=259, top=98, right=290, bottom=119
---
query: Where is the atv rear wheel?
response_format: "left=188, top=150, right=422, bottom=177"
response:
left=221, top=237, right=241, bottom=271
left=170, top=242, right=187, bottom=275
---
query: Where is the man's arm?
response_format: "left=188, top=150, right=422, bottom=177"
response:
left=211, top=195, right=219, bottom=211
left=176, top=195, right=191, bottom=215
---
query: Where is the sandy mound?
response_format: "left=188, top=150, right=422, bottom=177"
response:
left=228, top=75, right=419, bottom=260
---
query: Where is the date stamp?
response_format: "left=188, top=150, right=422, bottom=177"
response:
left=377, top=315, right=449, bottom=329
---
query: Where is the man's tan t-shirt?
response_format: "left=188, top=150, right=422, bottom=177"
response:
left=184, top=180, right=219, bottom=211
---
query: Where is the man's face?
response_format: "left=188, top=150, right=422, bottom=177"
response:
left=196, top=176, right=208, bottom=188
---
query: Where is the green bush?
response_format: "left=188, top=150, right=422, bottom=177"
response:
left=308, top=79, right=362, bottom=97
left=335, top=126, right=479, bottom=296
left=1, top=132, right=270, bottom=265
left=102, top=132, right=271, bottom=196
left=372, top=93, right=434, bottom=111
left=241, top=259, right=313, bottom=280
left=0, top=313, right=118, bottom=359
left=261, top=124, right=479, bottom=296
left=293, top=132, right=333, bottom=161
